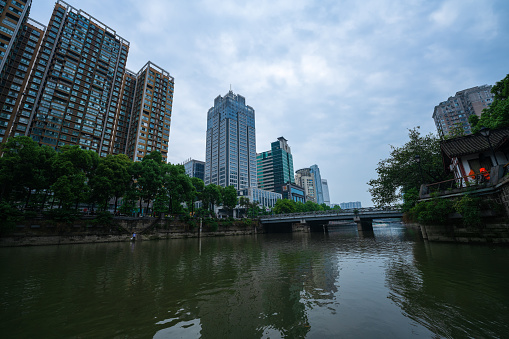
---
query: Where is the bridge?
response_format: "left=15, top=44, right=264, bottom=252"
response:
left=259, top=208, right=403, bottom=233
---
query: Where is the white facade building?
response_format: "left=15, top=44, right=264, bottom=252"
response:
left=321, top=179, right=330, bottom=206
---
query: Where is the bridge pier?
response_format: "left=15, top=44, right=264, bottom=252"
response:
left=354, top=216, right=373, bottom=232
left=292, top=222, right=310, bottom=233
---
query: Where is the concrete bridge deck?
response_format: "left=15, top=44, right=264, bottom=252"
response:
left=259, top=208, right=403, bottom=232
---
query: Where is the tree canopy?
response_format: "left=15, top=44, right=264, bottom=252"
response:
left=273, top=198, right=328, bottom=214
left=367, top=127, right=452, bottom=207
left=0, top=137, right=212, bottom=216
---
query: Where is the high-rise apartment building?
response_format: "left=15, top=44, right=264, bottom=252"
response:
left=321, top=179, right=330, bottom=206
left=433, top=85, right=494, bottom=137
left=0, top=1, right=174, bottom=162
left=205, top=90, right=256, bottom=189
left=0, top=0, right=46, bottom=140
left=183, top=158, right=205, bottom=181
left=310, top=164, right=324, bottom=205
left=257, top=136, right=294, bottom=193
left=340, top=201, right=361, bottom=209
left=124, top=62, right=174, bottom=162
left=295, top=167, right=316, bottom=203
left=0, top=0, right=32, bottom=73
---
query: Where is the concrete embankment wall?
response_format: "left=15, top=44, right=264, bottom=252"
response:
left=413, top=174, right=509, bottom=244
left=0, top=217, right=263, bottom=247
left=416, top=222, right=509, bottom=244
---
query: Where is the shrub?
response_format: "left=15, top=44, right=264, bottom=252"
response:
left=454, top=194, right=482, bottom=227
left=0, top=202, right=23, bottom=233
left=407, top=197, right=454, bottom=225
left=43, top=209, right=78, bottom=223
left=23, top=210, right=38, bottom=219
left=204, top=218, right=218, bottom=231
left=91, top=211, right=113, bottom=227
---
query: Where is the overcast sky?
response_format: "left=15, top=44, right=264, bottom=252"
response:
left=30, top=0, right=509, bottom=207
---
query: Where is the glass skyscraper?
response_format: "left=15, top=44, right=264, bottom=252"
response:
left=310, top=164, right=324, bottom=205
left=205, top=90, right=256, bottom=189
left=183, top=158, right=205, bottom=182
left=321, top=179, right=330, bottom=206
left=257, top=136, right=294, bottom=194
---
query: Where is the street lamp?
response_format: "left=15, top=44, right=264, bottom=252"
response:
left=414, top=154, right=424, bottom=183
left=479, top=127, right=499, bottom=166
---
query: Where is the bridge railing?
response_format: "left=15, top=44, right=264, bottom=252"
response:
left=260, top=207, right=401, bottom=219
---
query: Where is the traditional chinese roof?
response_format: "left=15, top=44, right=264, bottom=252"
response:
left=441, top=127, right=509, bottom=170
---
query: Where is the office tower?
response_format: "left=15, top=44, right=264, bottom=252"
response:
left=183, top=158, right=205, bottom=181
left=257, top=136, right=294, bottom=193
left=280, top=182, right=305, bottom=203
left=0, top=1, right=174, bottom=161
left=310, top=164, right=324, bottom=205
left=295, top=167, right=316, bottom=203
left=205, top=90, right=256, bottom=189
left=433, top=85, right=494, bottom=137
left=321, top=179, right=330, bottom=207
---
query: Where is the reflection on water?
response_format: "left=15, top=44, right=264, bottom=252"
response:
left=1, top=223, right=508, bottom=338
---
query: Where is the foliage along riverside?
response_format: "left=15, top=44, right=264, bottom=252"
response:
left=0, top=136, right=334, bottom=229
left=0, top=136, right=240, bottom=226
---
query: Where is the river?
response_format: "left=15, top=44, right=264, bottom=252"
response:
left=1, top=222, right=508, bottom=338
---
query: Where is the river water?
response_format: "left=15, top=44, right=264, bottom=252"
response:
left=1, top=223, right=508, bottom=338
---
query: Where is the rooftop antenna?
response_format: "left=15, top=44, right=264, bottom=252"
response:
left=230, top=84, right=232, bottom=92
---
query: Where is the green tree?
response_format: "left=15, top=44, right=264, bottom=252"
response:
left=367, top=127, right=452, bottom=207
left=222, top=185, right=238, bottom=216
left=273, top=199, right=296, bottom=214
left=130, top=152, right=163, bottom=215
left=161, top=163, right=193, bottom=214
left=51, top=146, right=98, bottom=210
left=119, top=187, right=138, bottom=216
left=202, top=184, right=222, bottom=214
left=246, top=201, right=262, bottom=218
left=321, top=203, right=331, bottom=211
left=0, top=136, right=56, bottom=208
left=294, top=201, right=306, bottom=213
left=89, top=154, right=133, bottom=212
left=471, top=74, right=509, bottom=132
left=239, top=196, right=250, bottom=217
left=189, top=177, right=205, bottom=214
left=152, top=190, right=170, bottom=215
left=303, top=200, right=324, bottom=212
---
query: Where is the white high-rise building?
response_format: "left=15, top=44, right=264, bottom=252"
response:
left=295, top=168, right=316, bottom=203
left=321, top=179, right=330, bottom=206
left=205, top=90, right=257, bottom=189
left=310, top=164, right=324, bottom=204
